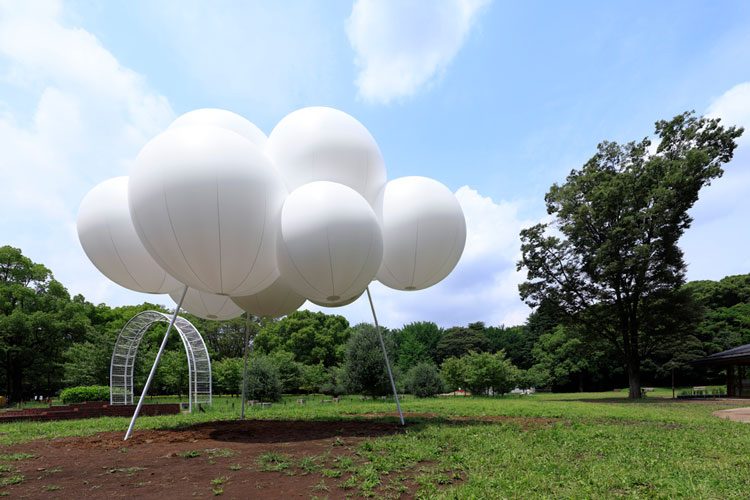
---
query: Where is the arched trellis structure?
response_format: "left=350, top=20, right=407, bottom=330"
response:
left=110, top=311, right=212, bottom=411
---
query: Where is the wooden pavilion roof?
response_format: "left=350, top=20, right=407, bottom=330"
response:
left=693, top=344, right=750, bottom=366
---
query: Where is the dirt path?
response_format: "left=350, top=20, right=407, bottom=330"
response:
left=0, top=420, right=410, bottom=500
left=712, top=407, right=750, bottom=422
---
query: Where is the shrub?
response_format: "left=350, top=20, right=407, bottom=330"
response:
left=212, top=358, right=243, bottom=396
left=405, top=362, right=445, bottom=398
left=242, top=356, right=282, bottom=402
left=60, top=385, right=110, bottom=404
left=320, top=365, right=349, bottom=396
left=344, top=323, right=399, bottom=398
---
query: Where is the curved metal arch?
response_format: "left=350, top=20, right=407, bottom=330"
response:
left=110, top=311, right=212, bottom=411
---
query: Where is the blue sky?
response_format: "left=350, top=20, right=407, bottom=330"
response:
left=1, top=0, right=749, bottom=328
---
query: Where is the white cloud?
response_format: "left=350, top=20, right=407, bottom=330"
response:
left=346, top=0, right=490, bottom=104
left=681, top=82, right=750, bottom=280
left=0, top=0, right=174, bottom=306
left=304, top=186, right=534, bottom=328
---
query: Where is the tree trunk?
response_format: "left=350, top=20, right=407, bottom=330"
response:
left=627, top=361, right=641, bottom=399
left=10, top=365, right=23, bottom=403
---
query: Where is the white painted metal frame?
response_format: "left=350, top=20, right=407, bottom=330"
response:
left=110, top=310, right=212, bottom=411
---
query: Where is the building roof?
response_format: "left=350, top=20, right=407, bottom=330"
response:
left=693, top=344, right=750, bottom=365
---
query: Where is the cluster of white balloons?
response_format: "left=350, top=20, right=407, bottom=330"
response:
left=77, top=107, right=466, bottom=321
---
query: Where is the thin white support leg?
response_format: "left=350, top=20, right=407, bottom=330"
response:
left=124, top=285, right=188, bottom=441
left=240, top=313, right=250, bottom=420
left=366, top=286, right=405, bottom=426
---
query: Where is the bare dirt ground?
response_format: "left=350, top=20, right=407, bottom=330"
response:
left=712, top=407, right=750, bottom=422
left=0, top=419, right=411, bottom=500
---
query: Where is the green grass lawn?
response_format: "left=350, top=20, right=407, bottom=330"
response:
left=2, top=391, right=749, bottom=499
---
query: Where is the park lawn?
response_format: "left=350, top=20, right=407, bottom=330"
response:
left=1, top=392, right=749, bottom=499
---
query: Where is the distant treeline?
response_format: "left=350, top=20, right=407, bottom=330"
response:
left=1, top=245, right=747, bottom=402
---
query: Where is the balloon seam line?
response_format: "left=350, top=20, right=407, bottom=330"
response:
left=233, top=192, right=268, bottom=294
left=105, top=211, right=144, bottom=291
left=326, top=226, right=335, bottom=296
left=282, top=232, right=327, bottom=297
left=340, top=225, right=376, bottom=297
left=216, top=174, right=223, bottom=293
left=410, top=216, right=420, bottom=288
left=163, top=185, right=214, bottom=291
left=422, top=226, right=461, bottom=288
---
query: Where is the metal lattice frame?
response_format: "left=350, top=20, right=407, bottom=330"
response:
left=110, top=310, right=212, bottom=411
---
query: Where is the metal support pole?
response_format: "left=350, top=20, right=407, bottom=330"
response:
left=366, top=286, right=404, bottom=426
left=124, top=285, right=188, bottom=441
left=240, top=312, right=251, bottom=420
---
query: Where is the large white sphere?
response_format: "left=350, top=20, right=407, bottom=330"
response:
left=77, top=177, right=181, bottom=294
left=129, top=125, right=286, bottom=296
left=277, top=181, right=383, bottom=305
left=169, top=108, right=267, bottom=148
left=377, top=177, right=466, bottom=291
left=171, top=288, right=244, bottom=321
left=267, top=106, right=386, bottom=205
left=231, top=276, right=305, bottom=318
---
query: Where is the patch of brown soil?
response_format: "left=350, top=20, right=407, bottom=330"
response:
left=0, top=419, right=412, bottom=500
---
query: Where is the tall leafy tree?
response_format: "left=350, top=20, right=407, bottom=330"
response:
left=518, top=112, right=743, bottom=398
left=344, top=323, right=398, bottom=397
left=0, top=246, right=90, bottom=401
left=253, top=310, right=350, bottom=366
left=435, top=326, right=488, bottom=363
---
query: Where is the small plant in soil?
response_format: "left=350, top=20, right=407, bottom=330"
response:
left=41, top=485, right=60, bottom=491
left=211, top=476, right=228, bottom=486
left=180, top=450, right=201, bottom=458
left=298, top=456, right=320, bottom=475
left=228, top=464, right=242, bottom=471
left=321, top=469, right=341, bottom=478
left=0, top=475, right=24, bottom=487
left=0, top=453, right=34, bottom=461
left=257, top=452, right=290, bottom=472
left=311, top=479, right=329, bottom=492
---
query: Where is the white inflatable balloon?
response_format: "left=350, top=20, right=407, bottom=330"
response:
left=170, top=287, right=244, bottom=321
left=267, top=106, right=386, bottom=205
left=278, top=181, right=383, bottom=305
left=77, top=177, right=181, bottom=294
left=231, top=277, right=305, bottom=318
left=169, top=108, right=267, bottom=148
left=309, top=291, right=363, bottom=308
left=377, top=177, right=466, bottom=291
left=129, top=125, right=286, bottom=296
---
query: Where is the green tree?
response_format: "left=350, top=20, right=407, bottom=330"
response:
left=435, top=327, right=489, bottom=363
left=404, top=362, right=445, bottom=397
left=268, top=350, right=303, bottom=393
left=463, top=351, right=518, bottom=395
left=253, top=310, right=350, bottom=366
left=300, top=363, right=328, bottom=394
left=484, top=325, right=530, bottom=368
left=518, top=112, right=743, bottom=398
left=320, top=365, right=349, bottom=396
left=243, top=355, right=282, bottom=402
left=186, top=314, right=260, bottom=360
left=530, top=325, right=600, bottom=392
left=440, top=356, right=465, bottom=392
left=154, top=349, right=189, bottom=398
left=213, top=357, right=243, bottom=396
left=344, top=323, right=397, bottom=398
left=0, top=246, right=90, bottom=401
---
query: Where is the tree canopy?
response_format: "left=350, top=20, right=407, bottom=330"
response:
left=518, top=112, right=743, bottom=398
